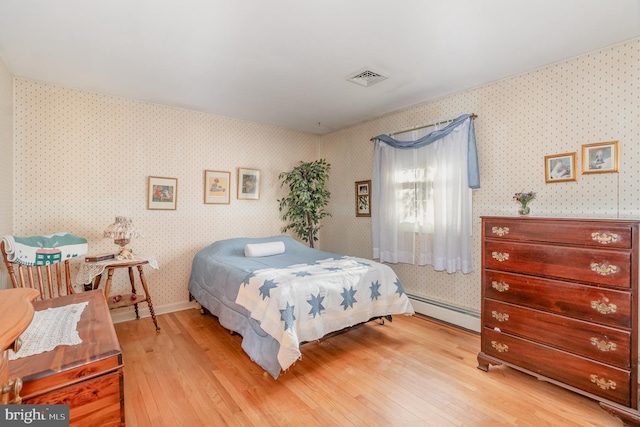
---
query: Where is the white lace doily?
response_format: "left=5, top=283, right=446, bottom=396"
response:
left=75, top=255, right=159, bottom=285
left=9, top=301, right=89, bottom=360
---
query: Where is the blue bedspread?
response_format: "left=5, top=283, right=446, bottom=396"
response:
left=187, top=235, right=414, bottom=378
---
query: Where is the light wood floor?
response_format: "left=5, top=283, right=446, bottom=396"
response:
left=114, top=309, right=623, bottom=426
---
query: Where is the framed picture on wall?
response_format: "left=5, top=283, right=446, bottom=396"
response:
left=237, top=168, right=261, bottom=200
left=147, top=176, right=178, bottom=210
left=355, top=180, right=371, bottom=217
left=544, top=152, right=577, bottom=183
left=582, top=141, right=619, bottom=174
left=204, top=170, right=231, bottom=204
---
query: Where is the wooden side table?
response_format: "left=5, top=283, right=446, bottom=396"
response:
left=86, top=259, right=160, bottom=332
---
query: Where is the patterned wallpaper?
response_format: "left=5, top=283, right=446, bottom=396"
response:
left=0, top=56, right=12, bottom=289
left=5, top=39, right=639, bottom=324
left=320, top=39, right=639, bottom=315
left=12, top=80, right=319, bottom=307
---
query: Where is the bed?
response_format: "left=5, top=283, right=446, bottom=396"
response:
left=187, top=235, right=414, bottom=378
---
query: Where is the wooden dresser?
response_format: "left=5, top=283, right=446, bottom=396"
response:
left=1, top=288, right=39, bottom=404
left=477, top=216, right=640, bottom=424
left=9, top=290, right=124, bottom=427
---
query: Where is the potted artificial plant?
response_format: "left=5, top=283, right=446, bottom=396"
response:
left=278, top=159, right=331, bottom=248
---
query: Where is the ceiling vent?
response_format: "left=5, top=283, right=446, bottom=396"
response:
left=346, top=67, right=389, bottom=87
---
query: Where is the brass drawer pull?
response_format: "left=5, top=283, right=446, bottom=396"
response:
left=591, top=232, right=620, bottom=245
left=492, top=252, right=509, bottom=262
left=491, top=281, right=509, bottom=292
left=590, top=262, right=619, bottom=276
left=590, top=299, right=617, bottom=315
left=590, top=337, right=617, bottom=352
left=12, top=337, right=21, bottom=353
left=491, top=341, right=508, bottom=353
left=492, top=226, right=510, bottom=236
left=491, top=311, right=509, bottom=322
left=590, top=374, right=616, bottom=390
left=1, top=377, right=23, bottom=404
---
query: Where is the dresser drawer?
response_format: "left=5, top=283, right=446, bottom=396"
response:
left=24, top=370, right=123, bottom=427
left=483, top=300, right=631, bottom=368
left=484, top=240, right=632, bottom=288
left=20, top=354, right=122, bottom=400
left=482, top=328, right=632, bottom=406
left=483, top=270, right=632, bottom=328
left=484, top=218, right=634, bottom=249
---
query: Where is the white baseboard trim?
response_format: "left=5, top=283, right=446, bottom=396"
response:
left=409, top=296, right=480, bottom=333
left=109, top=300, right=199, bottom=324
left=108, top=295, right=481, bottom=334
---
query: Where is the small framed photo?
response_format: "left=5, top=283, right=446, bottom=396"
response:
left=355, top=180, right=371, bottom=217
left=582, top=141, right=619, bottom=174
left=544, top=153, right=577, bottom=184
left=148, top=176, right=177, bottom=210
left=237, top=168, right=261, bottom=200
left=204, top=170, right=231, bottom=204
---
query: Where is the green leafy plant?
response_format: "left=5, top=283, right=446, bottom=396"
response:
left=278, top=159, right=331, bottom=248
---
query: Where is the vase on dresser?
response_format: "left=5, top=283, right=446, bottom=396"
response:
left=513, top=191, right=535, bottom=216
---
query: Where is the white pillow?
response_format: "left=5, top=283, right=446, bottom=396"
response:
left=244, top=241, right=286, bottom=257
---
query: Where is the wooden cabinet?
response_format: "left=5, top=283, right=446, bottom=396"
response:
left=477, top=217, right=640, bottom=424
left=9, top=290, right=124, bottom=427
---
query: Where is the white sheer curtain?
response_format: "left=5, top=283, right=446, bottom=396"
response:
left=372, top=115, right=476, bottom=274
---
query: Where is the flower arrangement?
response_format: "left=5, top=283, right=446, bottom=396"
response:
left=513, top=191, right=536, bottom=215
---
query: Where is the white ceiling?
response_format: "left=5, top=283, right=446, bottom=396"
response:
left=0, top=1, right=639, bottom=135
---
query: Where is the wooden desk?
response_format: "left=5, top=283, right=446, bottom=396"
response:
left=9, top=290, right=124, bottom=427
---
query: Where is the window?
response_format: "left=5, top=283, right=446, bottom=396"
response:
left=372, top=115, right=478, bottom=274
left=395, top=167, right=435, bottom=232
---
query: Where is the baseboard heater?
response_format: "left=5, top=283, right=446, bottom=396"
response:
left=408, top=294, right=480, bottom=333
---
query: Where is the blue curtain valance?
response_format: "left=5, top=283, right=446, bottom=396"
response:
left=374, top=114, right=480, bottom=189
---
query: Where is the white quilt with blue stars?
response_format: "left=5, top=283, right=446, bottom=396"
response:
left=235, top=256, right=414, bottom=372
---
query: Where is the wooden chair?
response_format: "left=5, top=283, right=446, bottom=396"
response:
left=1, top=241, right=75, bottom=300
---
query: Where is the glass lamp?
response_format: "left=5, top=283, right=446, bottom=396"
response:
left=103, top=216, right=143, bottom=255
